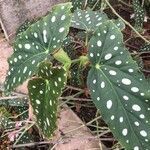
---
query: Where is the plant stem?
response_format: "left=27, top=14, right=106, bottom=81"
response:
left=71, top=58, right=81, bottom=64
left=66, top=85, right=84, bottom=91
left=59, top=91, right=84, bottom=107
left=85, top=31, right=89, bottom=47
left=95, top=110, right=99, bottom=136
left=104, top=0, right=150, bottom=44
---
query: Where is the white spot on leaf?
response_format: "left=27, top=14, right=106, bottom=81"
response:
left=122, top=78, right=131, bottom=85
left=59, top=27, right=65, bottom=33
left=25, top=44, right=31, bottom=49
left=132, top=104, right=141, bottom=111
left=131, top=87, right=139, bottom=93
left=122, top=128, right=128, bottom=136
left=97, top=40, right=102, bottom=47
left=106, top=100, right=112, bottom=109
left=104, top=53, right=112, bottom=60
left=109, top=70, right=117, bottom=76
left=140, top=130, right=147, bottom=137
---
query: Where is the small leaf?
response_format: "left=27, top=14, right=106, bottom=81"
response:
left=87, top=21, right=150, bottom=149
left=132, top=0, right=145, bottom=30
left=69, top=64, right=81, bottom=87
left=71, top=9, right=108, bottom=32
left=5, top=2, right=72, bottom=92
left=139, top=44, right=150, bottom=52
left=17, top=132, right=34, bottom=144
left=28, top=62, right=67, bottom=138
left=0, top=107, right=15, bottom=129
left=71, top=0, right=84, bottom=11
left=71, top=0, right=101, bottom=11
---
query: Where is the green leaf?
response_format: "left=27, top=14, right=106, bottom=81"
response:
left=71, top=9, right=108, bottom=32
left=0, top=107, right=15, bottom=129
left=71, top=0, right=101, bottom=11
left=53, top=49, right=71, bottom=70
left=16, top=20, right=33, bottom=36
left=71, top=9, right=125, bottom=32
left=28, top=62, right=67, bottom=138
left=87, top=21, right=150, bottom=149
left=132, top=0, right=145, bottom=30
left=113, top=18, right=125, bottom=31
left=17, top=132, right=34, bottom=144
left=4, top=2, right=72, bottom=92
left=69, top=64, right=81, bottom=87
left=71, top=0, right=84, bottom=11
left=0, top=97, right=28, bottom=107
left=15, top=106, right=29, bottom=120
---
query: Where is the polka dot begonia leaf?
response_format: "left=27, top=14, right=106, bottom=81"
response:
left=71, top=0, right=84, bottom=11
left=0, top=97, right=28, bottom=107
left=71, top=9, right=125, bottom=33
left=132, top=0, right=145, bottom=29
left=71, top=9, right=108, bottom=32
left=0, top=107, right=15, bottom=130
left=139, top=44, right=150, bottom=52
left=15, top=106, right=29, bottom=120
left=4, top=2, right=72, bottom=92
left=71, top=0, right=101, bottom=11
left=17, top=132, right=34, bottom=144
left=87, top=21, right=150, bottom=149
left=28, top=62, right=67, bottom=139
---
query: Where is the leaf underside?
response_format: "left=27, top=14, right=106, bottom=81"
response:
left=87, top=21, right=150, bottom=150
left=4, top=2, right=72, bottom=92
left=28, top=62, right=67, bottom=138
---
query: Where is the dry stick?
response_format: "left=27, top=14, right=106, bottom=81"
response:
left=14, top=122, right=35, bottom=145
left=118, top=0, right=132, bottom=7
left=60, top=97, right=92, bottom=102
left=104, top=0, right=150, bottom=44
left=66, top=85, right=84, bottom=91
left=0, top=18, right=9, bottom=41
left=64, top=116, right=101, bottom=134
left=84, top=0, right=88, bottom=9
left=142, top=69, right=150, bottom=73
left=11, top=135, right=103, bottom=149
left=0, top=95, right=27, bottom=101
left=92, top=0, right=100, bottom=10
